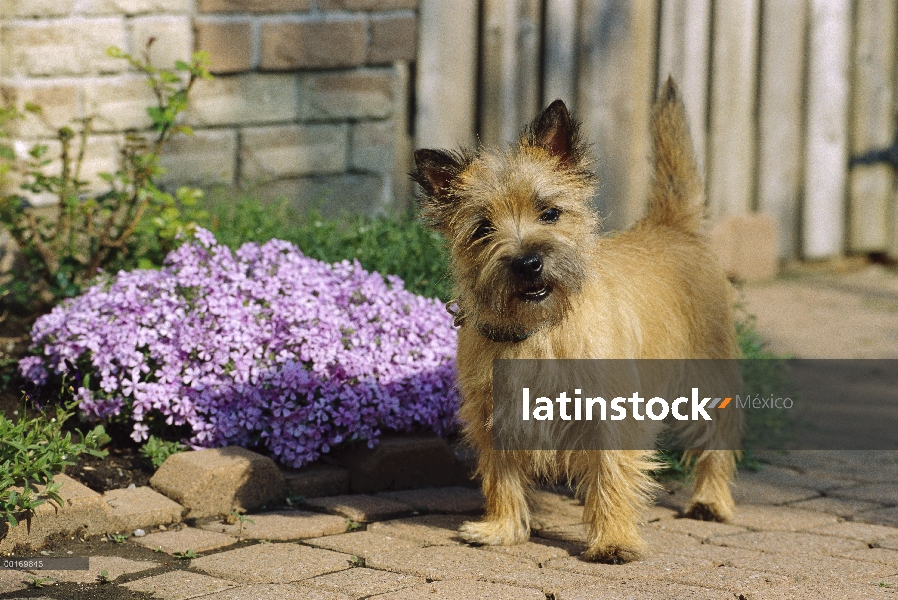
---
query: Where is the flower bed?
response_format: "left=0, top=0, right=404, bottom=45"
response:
left=19, top=229, right=459, bottom=467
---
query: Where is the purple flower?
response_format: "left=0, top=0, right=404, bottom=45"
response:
left=21, top=228, right=459, bottom=467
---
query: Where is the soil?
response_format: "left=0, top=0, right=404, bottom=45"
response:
left=67, top=448, right=154, bottom=493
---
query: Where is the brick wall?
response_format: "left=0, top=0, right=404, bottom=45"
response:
left=0, top=0, right=417, bottom=215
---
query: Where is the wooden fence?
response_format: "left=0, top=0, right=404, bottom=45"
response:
left=414, top=0, right=898, bottom=260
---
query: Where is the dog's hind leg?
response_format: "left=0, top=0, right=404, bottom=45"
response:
left=580, top=450, right=660, bottom=563
left=459, top=450, right=532, bottom=546
left=684, top=449, right=737, bottom=521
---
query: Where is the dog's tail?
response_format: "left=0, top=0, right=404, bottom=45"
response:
left=643, top=76, right=704, bottom=234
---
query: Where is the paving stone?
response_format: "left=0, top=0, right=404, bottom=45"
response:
left=481, top=538, right=579, bottom=563
left=708, top=530, right=868, bottom=555
left=670, top=542, right=894, bottom=582
left=132, top=526, right=238, bottom=554
left=738, top=465, right=856, bottom=492
left=557, top=580, right=734, bottom=600
left=829, top=483, right=898, bottom=505
left=104, top=486, right=185, bottom=532
left=305, top=567, right=424, bottom=597
left=197, top=0, right=312, bottom=12
left=192, top=583, right=351, bottom=600
left=341, top=435, right=463, bottom=493
left=649, top=517, right=748, bottom=541
left=805, top=521, right=898, bottom=544
left=755, top=451, right=898, bottom=484
left=644, top=505, right=679, bottom=522
left=283, top=463, right=350, bottom=499
left=304, top=531, right=423, bottom=558
left=122, top=570, right=236, bottom=599
left=150, top=447, right=286, bottom=519
left=0, top=474, right=113, bottom=553
left=534, top=523, right=588, bottom=544
left=303, top=494, right=411, bottom=523
left=485, top=568, right=606, bottom=596
left=875, top=534, right=898, bottom=551
left=366, top=514, right=467, bottom=546
left=28, top=555, right=156, bottom=584
left=750, top=581, right=897, bottom=599
left=198, top=510, right=347, bottom=540
left=728, top=503, right=839, bottom=531
left=546, top=551, right=714, bottom=583
left=0, top=570, right=29, bottom=594
left=839, top=547, right=898, bottom=568
left=666, top=565, right=792, bottom=593
left=191, top=542, right=351, bottom=583
left=377, top=486, right=484, bottom=514
left=366, top=545, right=536, bottom=581
left=856, top=506, right=898, bottom=527
left=731, top=478, right=820, bottom=505
left=790, top=496, right=883, bottom=518
left=530, top=489, right=585, bottom=530
left=369, top=578, right=545, bottom=600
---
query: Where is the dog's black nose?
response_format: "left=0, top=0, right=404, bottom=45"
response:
left=511, top=253, right=543, bottom=279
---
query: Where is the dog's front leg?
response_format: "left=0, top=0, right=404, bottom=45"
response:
left=459, top=449, right=531, bottom=546
left=581, top=450, right=658, bottom=563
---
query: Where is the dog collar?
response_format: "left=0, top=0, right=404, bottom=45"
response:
left=445, top=299, right=534, bottom=344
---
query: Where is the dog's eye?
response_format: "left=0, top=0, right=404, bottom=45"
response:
left=471, top=221, right=494, bottom=242
left=539, top=207, right=561, bottom=223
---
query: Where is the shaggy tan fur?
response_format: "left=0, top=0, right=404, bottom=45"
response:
left=411, top=78, right=741, bottom=563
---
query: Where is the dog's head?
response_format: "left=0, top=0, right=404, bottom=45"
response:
left=412, top=100, right=599, bottom=339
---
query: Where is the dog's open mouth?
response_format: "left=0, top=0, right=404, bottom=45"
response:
left=520, top=284, right=552, bottom=302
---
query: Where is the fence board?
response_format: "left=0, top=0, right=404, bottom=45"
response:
left=707, top=0, right=760, bottom=218
left=480, top=0, right=542, bottom=147
left=543, top=0, right=579, bottom=110
left=756, top=0, right=807, bottom=259
left=414, top=0, right=479, bottom=150
left=803, top=0, right=851, bottom=258
left=657, top=0, right=711, bottom=172
left=576, top=0, right=657, bottom=230
left=848, top=0, right=896, bottom=253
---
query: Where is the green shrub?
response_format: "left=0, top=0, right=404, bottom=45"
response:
left=1, top=379, right=110, bottom=529
left=0, top=42, right=211, bottom=315
left=139, top=435, right=186, bottom=469
left=202, top=193, right=452, bottom=301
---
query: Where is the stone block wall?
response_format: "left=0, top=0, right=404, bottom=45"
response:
left=0, top=0, right=416, bottom=215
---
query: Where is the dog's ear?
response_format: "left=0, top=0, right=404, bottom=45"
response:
left=531, top=100, right=579, bottom=167
left=411, top=149, right=463, bottom=198
left=411, top=149, right=468, bottom=232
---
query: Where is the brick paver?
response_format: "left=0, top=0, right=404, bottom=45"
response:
left=304, top=494, right=412, bottom=523
left=122, top=570, right=236, bottom=599
left=198, top=509, right=348, bottom=540
left=304, top=567, right=425, bottom=597
left=366, top=544, right=537, bottom=581
left=304, top=530, right=423, bottom=558
left=371, top=579, right=545, bottom=600
left=366, top=514, right=467, bottom=546
left=377, top=486, right=485, bottom=514
left=29, top=555, right=157, bottom=584
left=190, top=542, right=352, bottom=583
left=132, top=526, right=238, bottom=554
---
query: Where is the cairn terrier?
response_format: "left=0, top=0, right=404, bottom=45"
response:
left=411, top=78, right=741, bottom=563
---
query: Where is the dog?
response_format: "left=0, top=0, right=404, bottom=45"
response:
left=411, top=78, right=741, bottom=563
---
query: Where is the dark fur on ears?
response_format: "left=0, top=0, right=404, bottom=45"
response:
left=525, top=99, right=589, bottom=169
left=410, top=148, right=473, bottom=231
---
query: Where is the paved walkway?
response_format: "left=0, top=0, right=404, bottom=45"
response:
left=1, top=266, right=897, bottom=599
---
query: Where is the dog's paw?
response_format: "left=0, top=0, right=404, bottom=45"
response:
left=458, top=520, right=528, bottom=546
left=582, top=543, right=645, bottom=564
left=684, top=500, right=732, bottom=522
